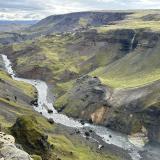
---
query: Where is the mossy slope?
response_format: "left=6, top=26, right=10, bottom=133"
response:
left=0, top=59, right=120, bottom=160
left=11, top=115, right=120, bottom=160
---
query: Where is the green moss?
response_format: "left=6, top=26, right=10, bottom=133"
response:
left=0, top=96, right=37, bottom=119
left=54, top=93, right=69, bottom=110
left=131, top=119, right=143, bottom=134
left=79, top=18, right=88, bottom=27
left=0, top=115, right=12, bottom=129
left=14, top=35, right=82, bottom=83
left=8, top=12, right=160, bottom=92
left=56, top=80, right=75, bottom=92
left=90, top=43, right=160, bottom=88
left=31, top=155, right=42, bottom=160
left=11, top=115, right=53, bottom=159
left=48, top=135, right=119, bottom=160
left=0, top=70, right=35, bottom=97
left=96, top=11, right=160, bottom=33
left=97, top=21, right=160, bottom=33
left=11, top=115, right=119, bottom=160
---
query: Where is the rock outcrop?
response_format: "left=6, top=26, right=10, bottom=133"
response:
left=55, top=75, right=160, bottom=144
left=0, top=132, right=32, bottom=160
left=11, top=116, right=51, bottom=160
left=54, top=75, right=112, bottom=122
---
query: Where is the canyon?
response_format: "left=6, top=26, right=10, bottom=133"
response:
left=0, top=10, right=160, bottom=160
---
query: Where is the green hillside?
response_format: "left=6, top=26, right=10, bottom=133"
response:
left=1, top=10, right=160, bottom=141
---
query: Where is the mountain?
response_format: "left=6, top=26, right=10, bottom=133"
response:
left=0, top=20, right=38, bottom=32
left=29, top=11, right=132, bottom=35
left=0, top=10, right=160, bottom=160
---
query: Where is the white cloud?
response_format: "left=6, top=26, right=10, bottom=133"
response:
left=0, top=0, right=160, bottom=20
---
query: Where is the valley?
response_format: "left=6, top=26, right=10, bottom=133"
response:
left=0, top=9, right=160, bottom=160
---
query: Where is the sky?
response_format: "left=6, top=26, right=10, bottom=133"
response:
left=0, top=0, right=160, bottom=20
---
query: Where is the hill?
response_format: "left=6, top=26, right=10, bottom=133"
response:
left=0, top=54, right=120, bottom=160
left=28, top=11, right=132, bottom=35
left=1, top=10, right=160, bottom=148
left=0, top=20, right=38, bottom=32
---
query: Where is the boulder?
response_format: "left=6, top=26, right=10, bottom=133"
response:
left=30, top=99, right=38, bottom=107
left=0, top=132, right=32, bottom=160
left=47, top=109, right=53, bottom=114
left=48, top=118, right=54, bottom=124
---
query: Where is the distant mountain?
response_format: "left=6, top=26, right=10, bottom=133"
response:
left=29, top=11, right=132, bottom=35
left=0, top=20, right=38, bottom=32
left=0, top=20, right=38, bottom=25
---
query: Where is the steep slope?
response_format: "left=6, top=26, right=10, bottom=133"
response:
left=0, top=56, right=36, bottom=128
left=11, top=115, right=121, bottom=160
left=1, top=10, right=160, bottom=145
left=91, top=30, right=160, bottom=88
left=0, top=56, right=122, bottom=160
left=29, top=11, right=132, bottom=35
left=0, top=32, right=30, bottom=45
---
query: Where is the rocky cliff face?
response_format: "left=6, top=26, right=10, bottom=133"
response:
left=55, top=75, right=110, bottom=120
left=3, top=28, right=160, bottom=145
left=55, top=75, right=160, bottom=144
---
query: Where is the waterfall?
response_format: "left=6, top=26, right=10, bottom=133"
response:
left=130, top=32, right=136, bottom=51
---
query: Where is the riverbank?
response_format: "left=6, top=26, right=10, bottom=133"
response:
left=2, top=54, right=160, bottom=160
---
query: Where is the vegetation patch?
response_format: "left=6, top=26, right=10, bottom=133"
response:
left=0, top=70, right=35, bottom=97
left=11, top=115, right=120, bottom=160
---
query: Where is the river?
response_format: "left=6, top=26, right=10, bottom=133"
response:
left=2, top=54, right=158, bottom=160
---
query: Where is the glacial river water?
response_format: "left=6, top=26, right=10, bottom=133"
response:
left=2, top=54, right=155, bottom=160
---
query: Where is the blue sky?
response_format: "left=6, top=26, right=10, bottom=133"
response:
left=0, top=0, right=160, bottom=20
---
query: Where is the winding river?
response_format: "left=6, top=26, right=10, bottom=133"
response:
left=1, top=54, right=154, bottom=160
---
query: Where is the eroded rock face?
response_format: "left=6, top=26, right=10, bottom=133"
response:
left=0, top=132, right=32, bottom=160
left=55, top=75, right=160, bottom=144
left=128, top=126, right=149, bottom=147
left=142, top=105, right=160, bottom=143
left=55, top=75, right=112, bottom=124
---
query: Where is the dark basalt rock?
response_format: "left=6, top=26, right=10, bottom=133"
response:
left=57, top=105, right=66, bottom=113
left=47, top=109, right=53, bottom=114
left=4, top=97, right=10, bottom=101
left=54, top=75, right=109, bottom=123
left=89, top=130, right=93, bottom=133
left=85, top=132, right=90, bottom=137
left=30, top=99, right=38, bottom=107
left=109, top=135, right=112, bottom=138
left=80, top=120, right=85, bottom=125
left=88, top=119, right=93, bottom=124
left=75, top=129, right=81, bottom=134
left=48, top=118, right=54, bottom=124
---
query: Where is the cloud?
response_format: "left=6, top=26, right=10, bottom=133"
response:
left=0, top=0, right=160, bottom=20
